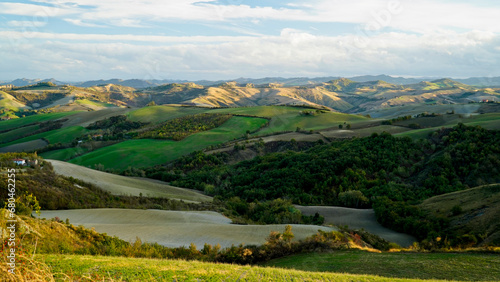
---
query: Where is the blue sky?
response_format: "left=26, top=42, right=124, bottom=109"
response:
left=1, top=0, right=499, bottom=81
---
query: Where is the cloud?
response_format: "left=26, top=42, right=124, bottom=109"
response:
left=3, top=1, right=500, bottom=34
left=1, top=29, right=499, bottom=80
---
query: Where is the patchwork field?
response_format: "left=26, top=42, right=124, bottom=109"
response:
left=68, top=116, right=268, bottom=170
left=0, top=111, right=78, bottom=132
left=296, top=206, right=416, bottom=247
left=212, top=106, right=369, bottom=135
left=36, top=209, right=335, bottom=249
left=48, top=160, right=211, bottom=202
left=0, top=126, right=89, bottom=148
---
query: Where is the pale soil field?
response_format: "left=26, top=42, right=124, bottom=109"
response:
left=61, top=107, right=134, bottom=128
left=48, top=160, right=212, bottom=203
left=0, top=139, right=48, bottom=153
left=36, top=209, right=336, bottom=249
left=296, top=205, right=416, bottom=247
left=319, top=125, right=412, bottom=139
left=39, top=93, right=76, bottom=109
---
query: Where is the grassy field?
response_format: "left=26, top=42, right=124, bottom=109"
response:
left=420, top=184, right=500, bottom=245
left=74, top=99, right=116, bottom=109
left=47, top=160, right=212, bottom=202
left=0, top=91, right=26, bottom=112
left=36, top=209, right=334, bottom=249
left=394, top=113, right=500, bottom=139
left=0, top=111, right=78, bottom=131
left=0, top=124, right=39, bottom=143
left=0, top=125, right=88, bottom=147
left=127, top=105, right=208, bottom=123
left=265, top=250, right=500, bottom=281
left=69, top=116, right=268, bottom=170
left=35, top=254, right=445, bottom=282
left=212, top=106, right=368, bottom=135
left=40, top=146, right=90, bottom=160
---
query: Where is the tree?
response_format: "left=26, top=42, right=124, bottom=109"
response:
left=339, top=124, right=343, bottom=129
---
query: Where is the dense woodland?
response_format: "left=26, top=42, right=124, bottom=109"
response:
left=133, top=124, right=500, bottom=246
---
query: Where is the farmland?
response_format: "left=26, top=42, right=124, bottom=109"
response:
left=36, top=209, right=335, bottom=249
left=68, top=116, right=268, bottom=170
left=48, top=159, right=212, bottom=202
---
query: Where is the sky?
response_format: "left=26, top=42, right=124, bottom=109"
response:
left=1, top=0, right=500, bottom=81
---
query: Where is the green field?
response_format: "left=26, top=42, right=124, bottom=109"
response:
left=40, top=146, right=90, bottom=160
left=0, top=126, right=88, bottom=147
left=395, top=113, right=500, bottom=139
left=211, top=106, right=368, bottom=135
left=265, top=250, right=500, bottom=281
left=37, top=254, right=448, bottom=282
left=69, top=116, right=268, bottom=170
left=0, top=124, right=40, bottom=143
left=0, top=111, right=78, bottom=132
left=75, top=99, right=116, bottom=108
left=127, top=105, right=208, bottom=123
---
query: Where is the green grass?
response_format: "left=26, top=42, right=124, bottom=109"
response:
left=395, top=113, right=500, bottom=139
left=0, top=126, right=89, bottom=147
left=40, top=147, right=90, bottom=161
left=212, top=106, right=368, bottom=135
left=69, top=116, right=268, bottom=170
left=127, top=105, right=208, bottom=123
left=75, top=99, right=115, bottom=108
left=38, top=254, right=447, bottom=282
left=0, top=91, right=25, bottom=112
left=265, top=250, right=500, bottom=281
left=0, top=124, right=40, bottom=143
left=0, top=111, right=78, bottom=132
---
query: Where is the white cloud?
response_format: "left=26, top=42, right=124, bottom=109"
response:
left=1, top=29, right=499, bottom=80
left=0, top=31, right=255, bottom=43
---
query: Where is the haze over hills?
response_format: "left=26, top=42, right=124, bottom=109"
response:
left=3, top=75, right=500, bottom=88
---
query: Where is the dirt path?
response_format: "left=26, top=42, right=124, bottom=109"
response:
left=296, top=205, right=416, bottom=247
left=48, top=160, right=212, bottom=203
left=36, top=209, right=336, bottom=249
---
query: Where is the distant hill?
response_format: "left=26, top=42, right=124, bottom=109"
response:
left=2, top=78, right=499, bottom=115
left=3, top=75, right=500, bottom=89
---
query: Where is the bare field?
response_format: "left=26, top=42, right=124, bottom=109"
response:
left=61, top=107, right=133, bottom=127
left=36, top=209, right=336, bottom=249
left=48, top=160, right=212, bottom=203
left=0, top=139, right=48, bottom=152
left=319, top=125, right=411, bottom=139
left=296, top=205, right=416, bottom=247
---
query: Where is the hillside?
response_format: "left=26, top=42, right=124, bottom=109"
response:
left=48, top=159, right=211, bottom=202
left=1, top=79, right=499, bottom=118
left=419, top=184, right=500, bottom=246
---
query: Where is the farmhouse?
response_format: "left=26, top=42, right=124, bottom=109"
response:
left=12, top=158, right=26, bottom=165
